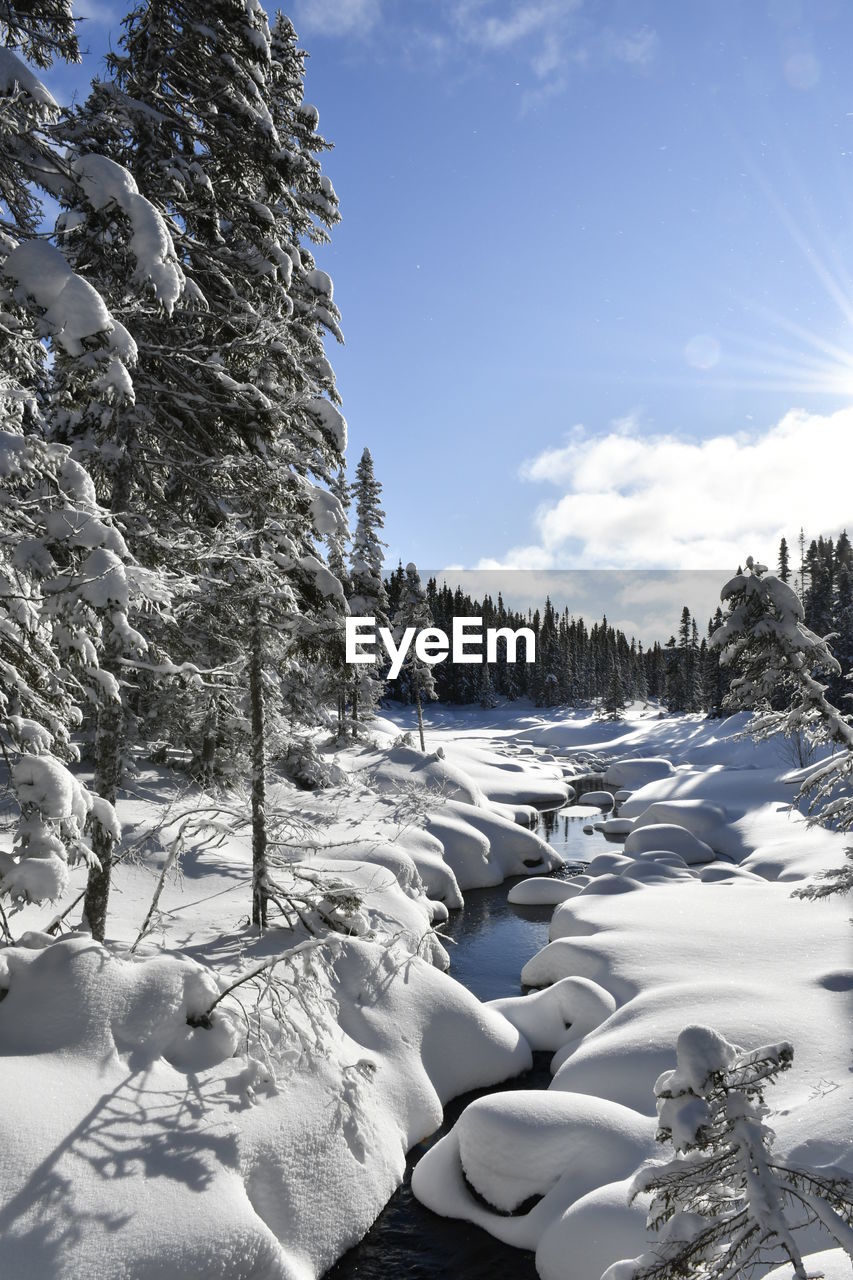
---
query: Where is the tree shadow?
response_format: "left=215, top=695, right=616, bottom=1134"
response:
left=0, top=1067, right=239, bottom=1273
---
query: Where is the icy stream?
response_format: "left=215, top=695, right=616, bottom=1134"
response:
left=323, top=805, right=613, bottom=1280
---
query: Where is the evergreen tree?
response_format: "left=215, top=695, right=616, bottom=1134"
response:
left=603, top=654, right=626, bottom=719
left=390, top=563, right=437, bottom=750
left=349, top=448, right=387, bottom=726
left=604, top=1026, right=853, bottom=1280
left=778, top=535, right=790, bottom=583
left=0, top=3, right=173, bottom=935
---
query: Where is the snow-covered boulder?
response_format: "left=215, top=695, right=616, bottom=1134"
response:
left=586, top=852, right=632, bottom=877
left=627, top=798, right=731, bottom=851
left=623, top=823, right=716, bottom=865
left=604, top=758, right=676, bottom=790
left=507, top=877, right=587, bottom=906
left=455, top=1090, right=653, bottom=1214
left=601, top=817, right=634, bottom=837
left=521, top=938, right=612, bottom=989
left=487, top=976, right=616, bottom=1052
left=582, top=790, right=615, bottom=810
left=424, top=810, right=502, bottom=889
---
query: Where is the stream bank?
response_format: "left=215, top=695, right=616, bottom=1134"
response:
left=324, top=806, right=610, bottom=1280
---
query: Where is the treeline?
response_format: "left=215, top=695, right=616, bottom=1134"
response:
left=383, top=571, right=654, bottom=711
left=381, top=530, right=853, bottom=719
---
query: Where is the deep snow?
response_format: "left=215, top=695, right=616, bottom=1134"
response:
left=0, top=701, right=850, bottom=1280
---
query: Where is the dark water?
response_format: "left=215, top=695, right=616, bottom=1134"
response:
left=323, top=806, right=609, bottom=1280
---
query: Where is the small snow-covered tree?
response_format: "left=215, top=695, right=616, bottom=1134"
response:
left=391, top=562, right=437, bottom=750
left=601, top=1026, right=853, bottom=1280
left=604, top=654, right=626, bottom=719
left=711, top=556, right=853, bottom=896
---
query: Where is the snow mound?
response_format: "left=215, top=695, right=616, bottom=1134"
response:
left=628, top=798, right=731, bottom=851
left=582, top=790, right=615, bottom=810
left=424, top=809, right=501, bottom=889
left=623, top=823, right=716, bottom=865
left=604, top=758, right=676, bottom=789
left=586, top=852, right=633, bottom=877
left=0, top=933, right=533, bottom=1280
left=487, top=976, right=616, bottom=1052
left=369, top=744, right=485, bottom=806
left=521, top=938, right=612, bottom=990
left=507, top=877, right=587, bottom=905
left=601, top=817, right=634, bottom=836
left=455, top=1090, right=654, bottom=1213
left=446, top=799, right=562, bottom=878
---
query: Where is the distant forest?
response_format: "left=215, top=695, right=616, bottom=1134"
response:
left=383, top=531, right=853, bottom=716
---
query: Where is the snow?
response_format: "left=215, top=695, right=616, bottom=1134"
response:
left=3, top=241, right=120, bottom=356
left=407, top=706, right=852, bottom=1280
left=307, top=397, right=347, bottom=452
left=487, top=976, right=617, bottom=1052
left=12, top=754, right=88, bottom=824
left=0, top=47, right=58, bottom=107
left=622, top=822, right=716, bottom=864
left=71, top=154, right=184, bottom=313
left=507, top=876, right=588, bottom=905
left=2, top=703, right=851, bottom=1279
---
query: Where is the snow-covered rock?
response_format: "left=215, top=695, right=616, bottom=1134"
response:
left=623, top=823, right=716, bottom=865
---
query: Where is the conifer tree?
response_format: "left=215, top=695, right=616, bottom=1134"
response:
left=390, top=562, right=437, bottom=750
left=0, top=1, right=168, bottom=931
left=349, top=448, right=387, bottom=726
left=778, top=536, right=790, bottom=583
left=603, top=1027, right=853, bottom=1280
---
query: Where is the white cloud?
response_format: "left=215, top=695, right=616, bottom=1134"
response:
left=499, top=406, right=853, bottom=570
left=291, top=0, right=381, bottom=37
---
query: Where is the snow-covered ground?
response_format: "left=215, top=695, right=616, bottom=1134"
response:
left=0, top=702, right=850, bottom=1279
left=408, top=705, right=853, bottom=1280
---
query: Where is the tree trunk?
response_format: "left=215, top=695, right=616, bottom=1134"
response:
left=83, top=627, right=123, bottom=941
left=249, top=605, right=268, bottom=930
left=415, top=685, right=425, bottom=752
left=198, top=694, right=219, bottom=783
left=82, top=436, right=136, bottom=941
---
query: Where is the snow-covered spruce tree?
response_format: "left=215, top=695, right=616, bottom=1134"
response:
left=0, top=7, right=174, bottom=933
left=390, top=562, right=437, bottom=750
left=601, top=1026, right=853, bottom=1280
left=711, top=557, right=853, bottom=898
left=58, top=3, right=348, bottom=927
left=604, top=654, right=626, bottom=719
left=348, top=447, right=388, bottom=727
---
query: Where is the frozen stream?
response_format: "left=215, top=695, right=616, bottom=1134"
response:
left=323, top=804, right=613, bottom=1280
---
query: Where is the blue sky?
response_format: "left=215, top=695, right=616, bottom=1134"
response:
left=45, top=0, right=853, bottom=598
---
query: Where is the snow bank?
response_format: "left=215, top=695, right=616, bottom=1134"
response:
left=368, top=744, right=485, bottom=805
left=0, top=933, right=532, bottom=1280
left=445, top=799, right=562, bottom=877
